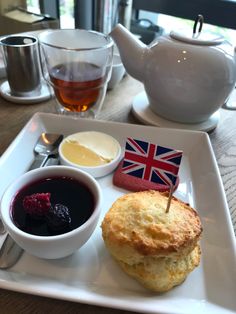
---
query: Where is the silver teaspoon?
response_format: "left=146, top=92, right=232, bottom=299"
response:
left=0, top=220, right=6, bottom=235
left=28, top=133, right=63, bottom=170
left=0, top=234, right=23, bottom=269
left=0, top=133, right=63, bottom=269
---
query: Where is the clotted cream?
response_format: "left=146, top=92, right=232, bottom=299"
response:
left=60, top=131, right=120, bottom=167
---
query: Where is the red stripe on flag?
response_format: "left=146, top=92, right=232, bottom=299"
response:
left=161, top=151, right=183, bottom=161
left=153, top=169, right=171, bottom=186
left=127, top=138, right=146, bottom=155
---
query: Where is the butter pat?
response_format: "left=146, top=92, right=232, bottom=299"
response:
left=60, top=131, right=120, bottom=167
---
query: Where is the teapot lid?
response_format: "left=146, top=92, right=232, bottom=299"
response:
left=170, top=30, right=224, bottom=46
left=170, top=14, right=224, bottom=46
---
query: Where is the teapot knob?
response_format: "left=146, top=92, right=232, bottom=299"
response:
left=193, top=14, right=204, bottom=37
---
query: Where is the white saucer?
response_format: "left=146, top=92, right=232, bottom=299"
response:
left=0, top=80, right=53, bottom=104
left=132, top=92, right=220, bottom=132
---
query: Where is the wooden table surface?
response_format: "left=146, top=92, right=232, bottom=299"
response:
left=0, top=75, right=235, bottom=313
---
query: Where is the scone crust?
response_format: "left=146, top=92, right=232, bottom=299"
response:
left=117, top=244, right=201, bottom=292
left=102, top=190, right=202, bottom=264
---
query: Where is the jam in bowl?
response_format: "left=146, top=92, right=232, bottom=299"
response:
left=0, top=166, right=102, bottom=259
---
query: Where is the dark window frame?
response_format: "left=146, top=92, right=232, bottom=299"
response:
left=133, top=0, right=236, bottom=30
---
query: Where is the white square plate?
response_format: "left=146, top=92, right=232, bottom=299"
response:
left=0, top=113, right=235, bottom=314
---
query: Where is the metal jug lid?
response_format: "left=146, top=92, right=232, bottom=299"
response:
left=170, top=14, right=224, bottom=46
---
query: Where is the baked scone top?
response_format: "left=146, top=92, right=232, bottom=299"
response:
left=102, top=190, right=202, bottom=263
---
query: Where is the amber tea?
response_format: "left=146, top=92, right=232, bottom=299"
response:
left=50, top=61, right=105, bottom=112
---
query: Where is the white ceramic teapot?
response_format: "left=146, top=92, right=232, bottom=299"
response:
left=110, top=16, right=236, bottom=123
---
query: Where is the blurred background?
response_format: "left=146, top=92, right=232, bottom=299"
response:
left=0, top=0, right=236, bottom=45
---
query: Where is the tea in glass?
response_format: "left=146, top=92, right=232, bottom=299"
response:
left=49, top=61, right=106, bottom=112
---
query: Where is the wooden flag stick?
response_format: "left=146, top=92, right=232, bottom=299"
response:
left=166, top=184, right=174, bottom=213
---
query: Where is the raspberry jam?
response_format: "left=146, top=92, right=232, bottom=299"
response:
left=10, top=176, right=95, bottom=236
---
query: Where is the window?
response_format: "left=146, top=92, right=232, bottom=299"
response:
left=133, top=0, right=236, bottom=30
left=26, top=0, right=74, bottom=28
left=133, top=0, right=236, bottom=45
left=26, top=0, right=236, bottom=44
left=26, top=0, right=40, bottom=14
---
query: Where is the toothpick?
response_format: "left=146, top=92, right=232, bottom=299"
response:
left=165, top=185, right=174, bottom=213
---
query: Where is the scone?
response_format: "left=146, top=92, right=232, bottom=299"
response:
left=102, top=190, right=202, bottom=264
left=101, top=190, right=203, bottom=292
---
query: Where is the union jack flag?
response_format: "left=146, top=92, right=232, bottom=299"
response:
left=122, top=138, right=183, bottom=186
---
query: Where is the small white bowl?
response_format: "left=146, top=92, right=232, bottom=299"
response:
left=59, top=131, right=122, bottom=178
left=0, top=166, right=102, bottom=259
left=108, top=54, right=126, bottom=90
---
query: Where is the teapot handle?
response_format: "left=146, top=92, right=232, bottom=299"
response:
left=193, top=14, right=204, bottom=36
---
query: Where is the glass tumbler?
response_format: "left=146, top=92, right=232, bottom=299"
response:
left=38, top=29, right=113, bottom=118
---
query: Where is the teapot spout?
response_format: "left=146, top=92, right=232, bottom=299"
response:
left=110, top=24, right=147, bottom=82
